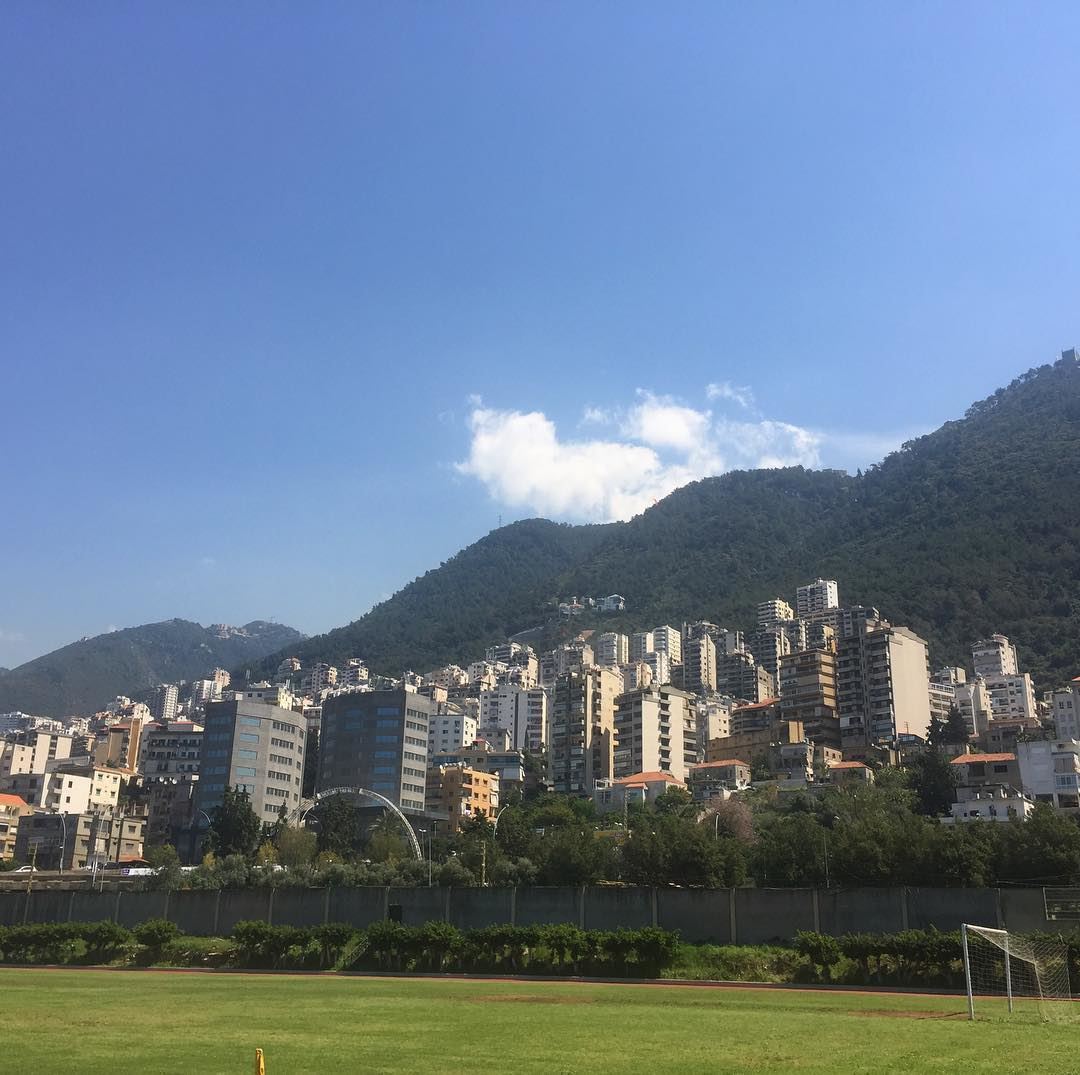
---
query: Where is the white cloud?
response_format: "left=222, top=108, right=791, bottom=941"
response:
left=455, top=389, right=823, bottom=523
left=706, top=381, right=755, bottom=409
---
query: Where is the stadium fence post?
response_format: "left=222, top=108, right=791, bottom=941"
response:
left=961, top=923, right=975, bottom=1021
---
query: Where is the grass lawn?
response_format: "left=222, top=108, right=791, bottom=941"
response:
left=1, top=969, right=1074, bottom=1074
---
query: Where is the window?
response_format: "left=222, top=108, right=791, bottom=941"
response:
left=235, top=767, right=256, bottom=778
left=238, top=749, right=258, bottom=760
left=239, top=733, right=259, bottom=743
left=376, top=706, right=401, bottom=717
left=240, top=717, right=262, bottom=727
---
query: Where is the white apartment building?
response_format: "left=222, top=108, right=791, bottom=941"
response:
left=630, top=631, right=654, bottom=662
left=428, top=709, right=478, bottom=756
left=0, top=732, right=74, bottom=777
left=972, top=634, right=1019, bottom=679
left=983, top=673, right=1037, bottom=722
left=613, top=683, right=696, bottom=782
left=1051, top=682, right=1080, bottom=741
left=643, top=650, right=671, bottom=687
left=594, top=632, right=629, bottom=667
left=1016, top=739, right=1080, bottom=811
left=796, top=578, right=839, bottom=620
left=757, top=598, right=795, bottom=628
left=478, top=685, right=548, bottom=753
left=651, top=625, right=682, bottom=667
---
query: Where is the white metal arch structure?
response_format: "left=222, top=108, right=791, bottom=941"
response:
left=290, top=786, right=423, bottom=861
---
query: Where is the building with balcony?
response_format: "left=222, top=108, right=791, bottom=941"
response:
left=549, top=668, right=620, bottom=795
left=425, top=765, right=499, bottom=832
left=687, top=760, right=751, bottom=801
left=613, top=683, right=696, bottom=783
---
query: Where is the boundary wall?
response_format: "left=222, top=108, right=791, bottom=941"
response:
left=0, top=885, right=1059, bottom=940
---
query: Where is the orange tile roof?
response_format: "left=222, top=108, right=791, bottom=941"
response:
left=614, top=771, right=683, bottom=785
left=829, top=761, right=869, bottom=770
left=691, top=759, right=749, bottom=770
left=0, top=793, right=28, bottom=807
left=951, top=752, right=1016, bottom=765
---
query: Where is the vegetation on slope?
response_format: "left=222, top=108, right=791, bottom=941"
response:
left=253, top=352, right=1080, bottom=687
left=0, top=620, right=304, bottom=717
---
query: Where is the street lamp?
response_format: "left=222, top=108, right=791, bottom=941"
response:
left=418, top=828, right=431, bottom=887
left=57, top=813, right=68, bottom=875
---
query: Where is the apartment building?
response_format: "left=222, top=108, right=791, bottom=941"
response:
left=972, top=634, right=1019, bottom=679
left=138, top=720, right=203, bottom=777
left=14, top=811, right=145, bottom=870
left=796, top=578, right=839, bottom=620
left=982, top=673, right=1037, bottom=723
left=549, top=667, right=621, bottom=795
left=196, top=698, right=306, bottom=822
left=0, top=731, right=74, bottom=777
left=93, top=719, right=144, bottom=770
left=613, top=683, right=696, bottom=783
left=687, top=760, right=752, bottom=801
left=427, top=708, right=478, bottom=756
left=594, top=632, right=630, bottom=668
left=677, top=632, right=717, bottom=695
left=836, top=622, right=931, bottom=744
left=147, top=683, right=179, bottom=724
left=425, top=766, right=499, bottom=832
left=478, top=684, right=548, bottom=753
left=1016, top=739, right=1080, bottom=811
left=717, top=650, right=774, bottom=703
left=430, top=740, right=526, bottom=798
left=317, top=688, right=431, bottom=813
left=0, top=793, right=30, bottom=859
left=779, top=648, right=839, bottom=747
left=651, top=625, right=682, bottom=667
left=1050, top=682, right=1080, bottom=741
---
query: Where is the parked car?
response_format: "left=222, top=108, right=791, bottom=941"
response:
left=14, top=865, right=35, bottom=873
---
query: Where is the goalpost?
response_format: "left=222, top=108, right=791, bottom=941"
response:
left=961, top=923, right=1073, bottom=1021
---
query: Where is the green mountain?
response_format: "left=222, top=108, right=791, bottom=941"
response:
left=260, top=349, right=1080, bottom=689
left=0, top=620, right=305, bottom=718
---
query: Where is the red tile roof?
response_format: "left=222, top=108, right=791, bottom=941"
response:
left=614, top=771, right=684, bottom=785
left=951, top=752, right=1016, bottom=765
left=829, top=761, right=869, bottom=770
left=0, top=793, right=28, bottom=807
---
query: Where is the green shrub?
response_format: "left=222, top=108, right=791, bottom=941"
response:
left=132, top=918, right=182, bottom=952
left=81, top=921, right=133, bottom=964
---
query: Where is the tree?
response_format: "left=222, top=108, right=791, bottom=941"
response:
left=207, top=787, right=261, bottom=859
left=315, top=794, right=361, bottom=859
left=942, top=705, right=970, bottom=746
left=302, top=729, right=319, bottom=798
left=276, top=825, right=317, bottom=871
left=908, top=751, right=959, bottom=816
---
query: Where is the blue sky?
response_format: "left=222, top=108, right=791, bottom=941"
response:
left=2, top=3, right=1079, bottom=668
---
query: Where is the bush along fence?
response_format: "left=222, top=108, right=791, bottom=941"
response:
left=3, top=920, right=1079, bottom=987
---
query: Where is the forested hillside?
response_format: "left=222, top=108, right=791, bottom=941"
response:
left=0, top=620, right=304, bottom=717
left=253, top=352, right=1080, bottom=687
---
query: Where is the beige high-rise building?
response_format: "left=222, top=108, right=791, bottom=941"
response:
left=779, top=648, right=839, bottom=748
left=614, top=683, right=696, bottom=782
left=837, top=622, right=931, bottom=744
left=478, top=684, right=548, bottom=753
left=678, top=633, right=717, bottom=695
left=549, top=667, right=621, bottom=795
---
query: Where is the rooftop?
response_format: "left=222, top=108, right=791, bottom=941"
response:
left=950, top=752, right=1016, bottom=765
left=829, top=761, right=869, bottom=770
left=614, top=771, right=684, bottom=785
left=690, top=759, right=749, bottom=770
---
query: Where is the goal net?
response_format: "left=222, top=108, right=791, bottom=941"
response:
left=961, top=924, right=1073, bottom=1021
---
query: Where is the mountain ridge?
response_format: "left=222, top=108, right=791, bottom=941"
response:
left=0, top=619, right=305, bottom=718
left=248, top=349, right=1080, bottom=687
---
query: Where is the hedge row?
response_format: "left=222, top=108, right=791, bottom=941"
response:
left=231, top=920, right=680, bottom=976
left=793, top=929, right=1080, bottom=987
left=0, top=919, right=678, bottom=976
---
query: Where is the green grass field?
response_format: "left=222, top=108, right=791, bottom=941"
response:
left=1, top=969, right=1073, bottom=1073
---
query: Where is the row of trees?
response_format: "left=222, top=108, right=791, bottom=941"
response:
left=155, top=756, right=1080, bottom=890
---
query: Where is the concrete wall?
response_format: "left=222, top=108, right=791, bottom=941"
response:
left=0, top=885, right=1067, bottom=939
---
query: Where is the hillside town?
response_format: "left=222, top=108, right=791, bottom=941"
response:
left=2, top=577, right=1078, bottom=874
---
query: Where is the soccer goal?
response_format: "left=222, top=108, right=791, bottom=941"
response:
left=961, top=923, right=1073, bottom=1021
